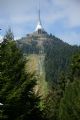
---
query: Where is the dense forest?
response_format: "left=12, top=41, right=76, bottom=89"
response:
left=17, top=33, right=80, bottom=85
left=0, top=29, right=80, bottom=120
left=44, top=35, right=80, bottom=84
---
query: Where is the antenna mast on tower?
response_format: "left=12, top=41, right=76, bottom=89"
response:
left=35, top=0, right=43, bottom=31
left=38, top=0, right=41, bottom=25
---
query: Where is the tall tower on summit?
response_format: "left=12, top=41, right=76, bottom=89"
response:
left=26, top=0, right=48, bottom=37
left=35, top=1, right=47, bottom=34
left=35, top=7, right=43, bottom=32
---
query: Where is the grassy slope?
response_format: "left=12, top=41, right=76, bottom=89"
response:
left=25, top=54, right=49, bottom=97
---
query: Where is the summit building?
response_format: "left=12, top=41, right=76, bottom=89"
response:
left=26, top=7, right=48, bottom=41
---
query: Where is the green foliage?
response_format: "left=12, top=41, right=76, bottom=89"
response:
left=71, top=54, right=80, bottom=79
left=17, top=34, right=80, bottom=84
left=59, top=54, right=80, bottom=120
left=42, top=53, right=80, bottom=120
left=1, top=28, right=80, bottom=120
left=43, top=90, right=60, bottom=120
left=17, top=33, right=80, bottom=120
left=59, top=80, right=80, bottom=120
left=43, top=36, right=80, bottom=84
left=4, top=28, right=14, bottom=41
left=0, top=30, right=44, bottom=120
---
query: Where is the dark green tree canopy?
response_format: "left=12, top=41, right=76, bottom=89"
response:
left=0, top=30, right=44, bottom=120
left=59, top=54, right=80, bottom=120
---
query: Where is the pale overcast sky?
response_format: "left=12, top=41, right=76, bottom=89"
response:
left=0, top=0, right=80, bottom=45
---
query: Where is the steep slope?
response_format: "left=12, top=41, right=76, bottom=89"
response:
left=17, top=34, right=80, bottom=88
left=25, top=54, right=48, bottom=97
left=43, top=35, right=80, bottom=85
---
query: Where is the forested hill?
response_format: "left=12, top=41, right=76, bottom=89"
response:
left=17, top=34, right=80, bottom=84
left=1, top=29, right=80, bottom=120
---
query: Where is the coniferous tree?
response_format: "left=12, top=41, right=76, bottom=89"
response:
left=59, top=53, right=80, bottom=120
left=0, top=29, right=44, bottom=120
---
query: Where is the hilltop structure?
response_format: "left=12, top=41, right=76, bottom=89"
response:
left=27, top=7, right=48, bottom=40
left=17, top=3, right=80, bottom=99
left=35, top=8, right=43, bottom=32
left=35, top=9, right=47, bottom=34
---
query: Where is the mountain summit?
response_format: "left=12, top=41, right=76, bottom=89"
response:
left=17, top=5, right=80, bottom=97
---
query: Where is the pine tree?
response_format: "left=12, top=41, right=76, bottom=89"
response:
left=0, top=29, right=44, bottom=120
left=59, top=53, right=80, bottom=120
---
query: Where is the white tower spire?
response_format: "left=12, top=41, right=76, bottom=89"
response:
left=35, top=1, right=43, bottom=31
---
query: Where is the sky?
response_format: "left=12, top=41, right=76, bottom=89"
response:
left=0, top=0, right=80, bottom=45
